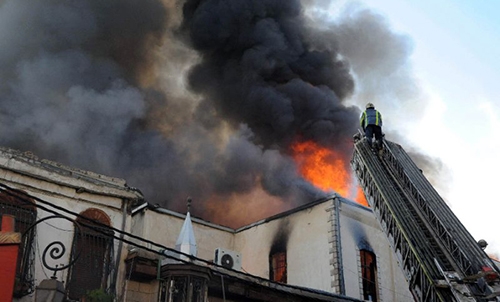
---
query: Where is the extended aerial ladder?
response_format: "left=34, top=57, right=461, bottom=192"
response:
left=350, top=133, right=500, bottom=302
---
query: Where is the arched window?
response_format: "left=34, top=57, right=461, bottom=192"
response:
left=67, top=208, right=113, bottom=300
left=360, top=249, right=378, bottom=302
left=0, top=189, right=36, bottom=297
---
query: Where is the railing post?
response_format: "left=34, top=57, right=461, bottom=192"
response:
left=0, top=214, right=21, bottom=302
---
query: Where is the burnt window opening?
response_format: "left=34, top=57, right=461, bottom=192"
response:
left=0, top=190, right=37, bottom=297
left=67, top=208, right=113, bottom=300
left=270, top=251, right=287, bottom=283
left=360, top=249, right=378, bottom=302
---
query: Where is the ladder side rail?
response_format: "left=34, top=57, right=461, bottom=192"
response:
left=388, top=142, right=479, bottom=253
left=387, top=142, right=480, bottom=268
left=379, top=144, right=466, bottom=275
left=356, top=141, right=454, bottom=278
left=352, top=149, right=436, bottom=301
left=387, top=142, right=500, bottom=275
left=380, top=140, right=480, bottom=276
left=352, top=143, right=452, bottom=302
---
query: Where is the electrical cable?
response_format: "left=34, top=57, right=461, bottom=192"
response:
left=0, top=183, right=384, bottom=301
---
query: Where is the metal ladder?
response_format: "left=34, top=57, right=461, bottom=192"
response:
left=350, top=135, right=500, bottom=301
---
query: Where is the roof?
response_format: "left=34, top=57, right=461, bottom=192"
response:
left=175, top=212, right=197, bottom=257
left=146, top=194, right=373, bottom=233
left=160, top=262, right=364, bottom=302
left=0, top=146, right=143, bottom=200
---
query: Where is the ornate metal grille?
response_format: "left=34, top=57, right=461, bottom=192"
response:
left=160, top=275, right=208, bottom=302
left=67, top=209, right=113, bottom=300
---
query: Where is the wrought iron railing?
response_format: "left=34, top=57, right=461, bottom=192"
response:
left=0, top=183, right=205, bottom=301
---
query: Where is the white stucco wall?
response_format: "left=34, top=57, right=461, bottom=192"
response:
left=0, top=147, right=416, bottom=302
left=233, top=217, right=281, bottom=278
left=35, top=197, right=125, bottom=289
left=338, top=200, right=412, bottom=302
left=0, top=149, right=141, bottom=302
left=285, top=200, right=334, bottom=291
left=134, top=209, right=235, bottom=261
left=233, top=197, right=413, bottom=301
left=234, top=200, right=334, bottom=292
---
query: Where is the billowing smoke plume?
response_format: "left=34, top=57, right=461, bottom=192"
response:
left=303, top=2, right=447, bottom=185
left=181, top=0, right=359, bottom=151
left=0, top=0, right=187, bottom=204
left=0, top=0, right=447, bottom=227
left=303, top=3, right=426, bottom=120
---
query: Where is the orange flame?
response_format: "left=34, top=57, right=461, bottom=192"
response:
left=356, top=186, right=368, bottom=207
left=291, top=140, right=368, bottom=206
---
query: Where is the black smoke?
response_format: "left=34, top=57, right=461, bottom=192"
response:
left=181, top=0, right=360, bottom=152
left=0, top=0, right=190, bottom=204
left=302, top=3, right=447, bottom=188
left=0, top=0, right=344, bottom=223
left=270, top=219, right=290, bottom=255
left=0, top=0, right=447, bottom=226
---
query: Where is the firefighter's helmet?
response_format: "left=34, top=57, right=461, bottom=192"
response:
left=366, top=102, right=375, bottom=109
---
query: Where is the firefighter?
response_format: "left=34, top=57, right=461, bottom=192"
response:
left=360, top=103, right=383, bottom=150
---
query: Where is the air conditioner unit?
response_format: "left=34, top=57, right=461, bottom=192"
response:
left=214, top=248, right=242, bottom=271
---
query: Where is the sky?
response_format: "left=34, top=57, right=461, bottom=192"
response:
left=337, top=0, right=500, bottom=257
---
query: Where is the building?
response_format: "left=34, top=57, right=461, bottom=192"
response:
left=0, top=147, right=143, bottom=301
left=129, top=196, right=412, bottom=302
left=0, top=146, right=413, bottom=301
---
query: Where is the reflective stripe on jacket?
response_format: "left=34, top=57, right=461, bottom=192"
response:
left=360, top=108, right=382, bottom=128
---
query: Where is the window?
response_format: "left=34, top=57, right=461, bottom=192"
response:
left=360, top=249, right=378, bottom=302
left=0, top=189, right=36, bottom=297
left=160, top=276, right=207, bottom=302
left=67, top=208, right=113, bottom=300
left=270, top=251, right=287, bottom=283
